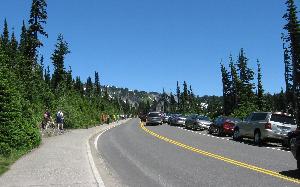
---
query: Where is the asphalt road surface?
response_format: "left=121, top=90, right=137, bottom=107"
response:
left=97, top=119, right=300, bottom=187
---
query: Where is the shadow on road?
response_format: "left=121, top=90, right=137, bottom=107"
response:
left=279, top=169, right=300, bottom=179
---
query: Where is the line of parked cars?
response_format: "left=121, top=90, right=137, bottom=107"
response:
left=140, top=111, right=300, bottom=169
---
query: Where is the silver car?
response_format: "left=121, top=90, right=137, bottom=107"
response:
left=233, top=112, right=297, bottom=145
left=146, top=112, right=163, bottom=126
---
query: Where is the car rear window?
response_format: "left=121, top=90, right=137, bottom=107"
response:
left=251, top=113, right=268, bottom=121
left=148, top=113, right=160, bottom=117
left=270, top=114, right=296, bottom=125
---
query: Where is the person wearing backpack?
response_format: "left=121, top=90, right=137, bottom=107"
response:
left=56, top=110, right=64, bottom=130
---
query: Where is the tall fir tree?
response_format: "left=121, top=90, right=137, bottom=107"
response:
left=256, top=60, right=264, bottom=111
left=176, top=81, right=181, bottom=111
left=27, top=0, right=48, bottom=61
left=86, top=76, right=93, bottom=98
left=44, top=65, right=51, bottom=87
left=94, top=71, right=101, bottom=96
left=283, top=0, right=300, bottom=122
left=19, top=20, right=27, bottom=54
left=221, top=63, right=232, bottom=115
left=229, top=55, right=240, bottom=109
left=1, top=19, right=9, bottom=51
left=237, top=48, right=255, bottom=104
left=182, top=81, right=188, bottom=114
left=51, top=34, right=70, bottom=91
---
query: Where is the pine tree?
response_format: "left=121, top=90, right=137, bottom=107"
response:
left=176, top=81, right=181, bottom=112
left=19, top=20, right=27, bottom=54
left=44, top=66, right=51, bottom=87
left=51, top=34, right=70, bottom=91
left=86, top=76, right=93, bottom=98
left=237, top=48, right=255, bottom=104
left=182, top=81, right=188, bottom=114
left=257, top=60, right=264, bottom=111
left=94, top=71, right=101, bottom=96
left=189, top=85, right=195, bottom=113
left=283, top=0, right=300, bottom=122
left=283, top=42, right=294, bottom=110
left=10, top=31, right=18, bottom=57
left=221, top=63, right=232, bottom=115
left=74, top=76, right=84, bottom=96
left=229, top=55, right=240, bottom=109
left=27, top=0, right=48, bottom=59
left=1, top=19, right=9, bottom=51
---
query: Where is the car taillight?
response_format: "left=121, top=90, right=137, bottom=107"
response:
left=223, top=122, right=233, bottom=130
left=265, top=123, right=272, bottom=130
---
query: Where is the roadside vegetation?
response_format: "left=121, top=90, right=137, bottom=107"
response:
left=0, top=0, right=126, bottom=174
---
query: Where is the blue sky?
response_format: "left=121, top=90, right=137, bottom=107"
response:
left=0, top=0, right=299, bottom=96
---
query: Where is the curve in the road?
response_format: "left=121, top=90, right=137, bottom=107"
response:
left=141, top=123, right=300, bottom=185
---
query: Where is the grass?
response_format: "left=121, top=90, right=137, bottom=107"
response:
left=0, top=149, right=28, bottom=176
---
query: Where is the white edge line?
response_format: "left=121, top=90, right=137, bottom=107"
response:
left=87, top=136, right=105, bottom=187
left=88, top=119, right=129, bottom=187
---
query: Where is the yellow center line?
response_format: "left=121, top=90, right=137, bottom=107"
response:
left=140, top=123, right=300, bottom=184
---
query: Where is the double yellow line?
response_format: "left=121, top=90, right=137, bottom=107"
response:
left=140, top=123, right=300, bottom=184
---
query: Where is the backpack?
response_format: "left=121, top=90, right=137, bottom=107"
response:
left=56, top=111, right=64, bottom=122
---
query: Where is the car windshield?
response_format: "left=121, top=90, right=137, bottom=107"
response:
left=198, top=116, right=210, bottom=121
left=148, top=113, right=160, bottom=117
left=270, top=114, right=296, bottom=125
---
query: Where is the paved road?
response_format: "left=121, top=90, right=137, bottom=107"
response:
left=97, top=118, right=300, bottom=187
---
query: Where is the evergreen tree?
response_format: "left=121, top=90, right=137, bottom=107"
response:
left=10, top=31, right=18, bottom=57
left=256, top=60, right=264, bottom=111
left=86, top=76, right=93, bottom=98
left=51, top=34, right=70, bottom=91
left=19, top=20, right=27, bottom=54
left=283, top=43, right=294, bottom=110
left=237, top=48, right=255, bottom=104
left=44, top=66, right=51, bottom=87
left=221, top=63, right=232, bottom=115
left=189, top=85, right=195, bottom=113
left=94, top=71, right=101, bottom=96
left=229, top=55, right=240, bottom=109
left=27, top=0, right=48, bottom=59
left=176, top=81, right=181, bottom=111
left=283, top=0, right=300, bottom=122
left=1, top=19, right=9, bottom=51
left=182, top=81, right=188, bottom=114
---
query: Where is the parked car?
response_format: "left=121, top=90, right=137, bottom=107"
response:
left=146, top=112, right=163, bottom=126
left=208, top=116, right=241, bottom=136
left=185, top=115, right=212, bottom=130
left=290, top=130, right=300, bottom=169
left=170, top=114, right=186, bottom=127
left=233, top=112, right=297, bottom=145
left=163, top=114, right=170, bottom=123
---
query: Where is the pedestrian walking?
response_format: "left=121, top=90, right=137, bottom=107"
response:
left=56, top=110, right=64, bottom=130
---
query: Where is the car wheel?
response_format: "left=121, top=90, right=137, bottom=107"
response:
left=254, top=130, right=262, bottom=146
left=208, top=126, right=212, bottom=134
left=233, top=128, right=241, bottom=141
left=216, top=128, right=221, bottom=136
